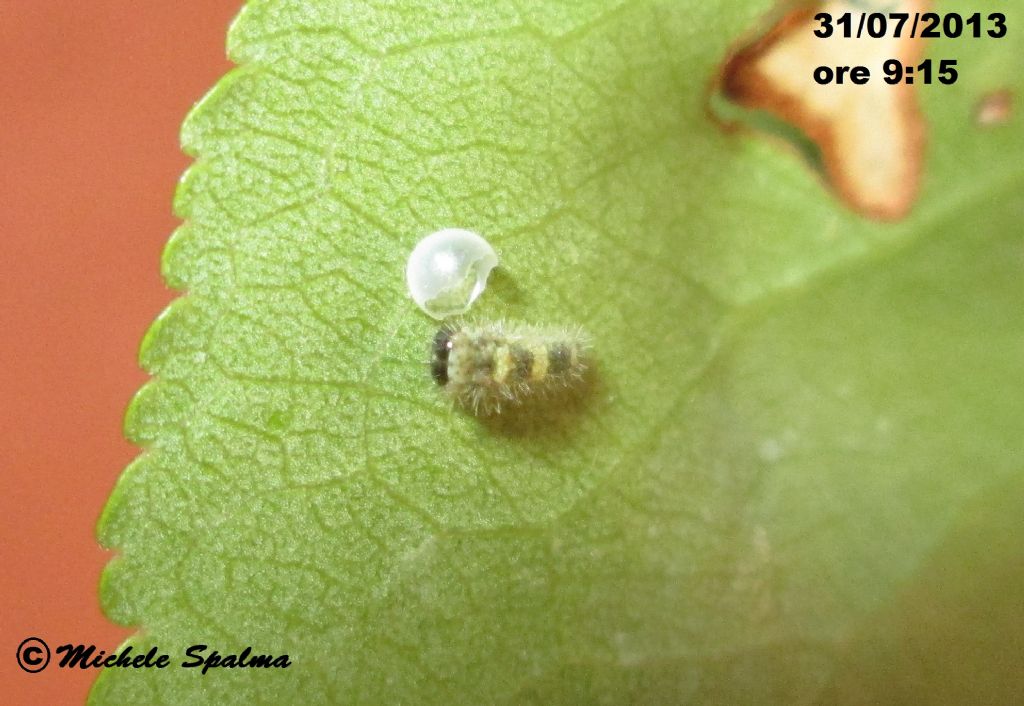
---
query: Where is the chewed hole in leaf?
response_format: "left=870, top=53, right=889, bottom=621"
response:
left=717, top=0, right=928, bottom=221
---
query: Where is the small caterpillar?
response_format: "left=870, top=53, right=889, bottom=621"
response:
left=431, top=320, right=589, bottom=415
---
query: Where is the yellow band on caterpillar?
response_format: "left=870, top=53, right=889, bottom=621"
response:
left=529, top=345, right=548, bottom=381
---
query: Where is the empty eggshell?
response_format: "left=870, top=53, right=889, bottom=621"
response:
left=405, top=228, right=498, bottom=320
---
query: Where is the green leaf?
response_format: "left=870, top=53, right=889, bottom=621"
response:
left=92, top=0, right=1024, bottom=703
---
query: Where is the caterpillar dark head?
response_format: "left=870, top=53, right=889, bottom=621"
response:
left=430, top=326, right=453, bottom=386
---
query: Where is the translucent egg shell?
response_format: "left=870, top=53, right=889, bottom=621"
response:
left=405, top=228, right=499, bottom=320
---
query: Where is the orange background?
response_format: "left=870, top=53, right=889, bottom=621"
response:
left=0, top=2, right=240, bottom=703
